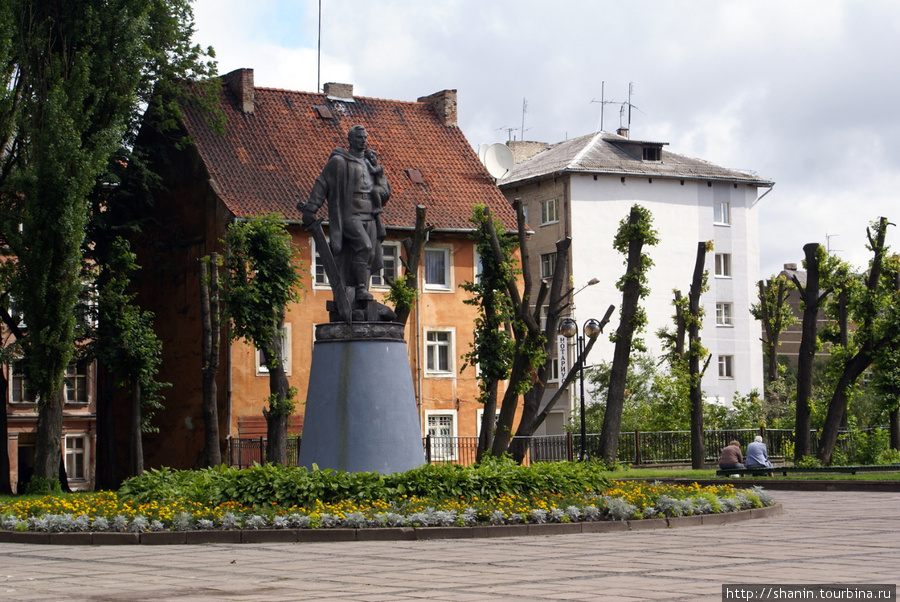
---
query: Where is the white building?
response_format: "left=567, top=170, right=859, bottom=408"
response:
left=498, top=130, right=774, bottom=432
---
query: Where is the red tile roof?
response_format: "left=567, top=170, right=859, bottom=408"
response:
left=179, top=77, right=517, bottom=231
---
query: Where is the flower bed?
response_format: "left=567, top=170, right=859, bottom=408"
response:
left=0, top=480, right=774, bottom=534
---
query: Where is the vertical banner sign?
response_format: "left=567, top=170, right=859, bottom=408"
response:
left=557, top=335, right=569, bottom=380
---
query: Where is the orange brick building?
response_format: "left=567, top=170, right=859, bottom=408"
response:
left=130, top=70, right=519, bottom=470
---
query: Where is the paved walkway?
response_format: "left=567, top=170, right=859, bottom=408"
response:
left=1, top=491, right=897, bottom=601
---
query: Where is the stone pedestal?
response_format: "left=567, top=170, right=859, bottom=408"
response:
left=297, top=322, right=425, bottom=474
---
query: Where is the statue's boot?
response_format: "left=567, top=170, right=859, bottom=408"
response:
left=353, top=262, right=374, bottom=301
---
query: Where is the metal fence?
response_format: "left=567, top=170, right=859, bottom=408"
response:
left=225, top=427, right=888, bottom=468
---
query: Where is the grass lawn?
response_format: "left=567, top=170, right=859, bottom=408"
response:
left=608, top=467, right=900, bottom=481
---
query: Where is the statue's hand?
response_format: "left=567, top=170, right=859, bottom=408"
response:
left=301, top=205, right=318, bottom=226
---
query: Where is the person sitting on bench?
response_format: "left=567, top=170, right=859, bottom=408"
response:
left=746, top=435, right=774, bottom=475
left=718, top=440, right=744, bottom=472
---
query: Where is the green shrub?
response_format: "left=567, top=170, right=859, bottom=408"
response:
left=118, top=457, right=610, bottom=508
left=24, top=477, right=61, bottom=496
left=795, top=456, right=823, bottom=469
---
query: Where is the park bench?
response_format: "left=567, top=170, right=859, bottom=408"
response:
left=716, top=464, right=900, bottom=477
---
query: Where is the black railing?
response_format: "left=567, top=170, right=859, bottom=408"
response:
left=225, top=427, right=889, bottom=468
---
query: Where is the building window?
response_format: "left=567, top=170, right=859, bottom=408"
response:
left=540, top=199, right=558, bottom=225
left=714, top=202, right=731, bottom=225
left=65, top=361, right=89, bottom=404
left=425, top=329, right=453, bottom=375
left=313, top=237, right=329, bottom=286
left=540, top=252, right=557, bottom=279
left=11, top=362, right=35, bottom=403
left=424, top=247, right=450, bottom=290
left=65, top=435, right=87, bottom=481
left=548, top=357, right=560, bottom=383
left=371, top=243, right=400, bottom=287
left=716, top=302, right=734, bottom=327
left=718, top=355, right=734, bottom=379
left=715, top=253, right=732, bottom=277
left=426, top=412, right=457, bottom=461
left=256, top=324, right=292, bottom=376
left=642, top=146, right=661, bottom=161
left=521, top=204, right=529, bottom=226
left=476, top=408, right=501, bottom=437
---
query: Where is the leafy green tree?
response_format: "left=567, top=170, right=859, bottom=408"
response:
left=817, top=218, right=900, bottom=464
left=751, top=274, right=797, bottom=390
left=0, top=0, right=217, bottom=486
left=598, top=205, right=658, bottom=462
left=223, top=214, right=303, bottom=465
left=94, top=237, right=168, bottom=477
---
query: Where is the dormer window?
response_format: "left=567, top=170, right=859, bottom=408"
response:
left=642, top=146, right=661, bottom=161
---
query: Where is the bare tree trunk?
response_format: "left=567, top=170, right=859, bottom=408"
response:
left=199, top=254, right=222, bottom=466
left=890, top=408, right=899, bottom=451
left=598, top=208, right=647, bottom=462
left=393, top=205, right=429, bottom=326
left=475, top=383, right=497, bottom=461
left=0, top=372, right=11, bottom=494
left=818, top=353, right=871, bottom=464
left=95, top=367, right=119, bottom=489
left=687, top=242, right=708, bottom=469
left=130, top=379, right=144, bottom=476
left=793, top=243, right=824, bottom=461
left=34, top=385, right=64, bottom=484
left=262, top=315, right=291, bottom=465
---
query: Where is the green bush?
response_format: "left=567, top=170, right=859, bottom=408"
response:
left=795, top=456, right=823, bottom=469
left=118, top=457, right=611, bottom=508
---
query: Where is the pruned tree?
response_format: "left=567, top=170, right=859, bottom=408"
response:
left=223, top=214, right=303, bottom=465
left=790, top=243, right=830, bottom=461
left=461, top=205, right=516, bottom=459
left=658, top=241, right=712, bottom=469
left=387, top=204, right=430, bottom=326
left=817, top=218, right=899, bottom=464
left=199, top=252, right=223, bottom=466
left=462, top=200, right=612, bottom=463
left=597, top=205, right=658, bottom=462
left=751, top=274, right=797, bottom=387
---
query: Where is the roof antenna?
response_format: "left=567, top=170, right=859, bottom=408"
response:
left=826, top=232, right=842, bottom=254
left=590, top=81, right=619, bottom=132
left=317, top=0, right=322, bottom=92
left=521, top=98, right=528, bottom=142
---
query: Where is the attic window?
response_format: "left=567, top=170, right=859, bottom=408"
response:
left=405, top=169, right=425, bottom=184
left=314, top=105, right=334, bottom=120
left=642, top=146, right=661, bottom=161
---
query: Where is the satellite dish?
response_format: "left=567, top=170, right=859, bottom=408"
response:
left=478, top=142, right=489, bottom=163
left=484, top=143, right=514, bottom=179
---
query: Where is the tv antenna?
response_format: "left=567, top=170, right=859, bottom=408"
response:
left=590, top=81, right=619, bottom=132
left=826, top=232, right=842, bottom=254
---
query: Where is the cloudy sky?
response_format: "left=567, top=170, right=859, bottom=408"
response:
left=192, top=0, right=900, bottom=278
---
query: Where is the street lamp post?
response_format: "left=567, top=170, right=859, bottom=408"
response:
left=558, top=317, right=602, bottom=461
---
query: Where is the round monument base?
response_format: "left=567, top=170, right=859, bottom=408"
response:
left=298, top=323, right=425, bottom=474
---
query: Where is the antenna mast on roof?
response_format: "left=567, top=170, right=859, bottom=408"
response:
left=317, top=0, right=322, bottom=92
left=520, top=98, right=529, bottom=142
left=826, top=232, right=842, bottom=254
left=591, top=81, right=619, bottom=132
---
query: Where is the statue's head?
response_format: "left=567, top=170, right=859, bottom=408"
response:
left=348, top=125, right=368, bottom=151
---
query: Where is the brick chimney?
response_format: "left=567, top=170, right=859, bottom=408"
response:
left=507, top=140, right=550, bottom=164
left=222, top=68, right=254, bottom=114
left=324, top=82, right=354, bottom=99
left=418, top=90, right=458, bottom=127
left=617, top=127, right=629, bottom=138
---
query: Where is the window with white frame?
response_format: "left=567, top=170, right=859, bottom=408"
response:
left=11, top=362, right=35, bottom=403
left=714, top=253, right=732, bottom=277
left=426, top=411, right=457, bottom=461
left=424, top=247, right=450, bottom=290
left=715, top=302, right=734, bottom=327
left=65, top=361, right=89, bottom=404
left=718, top=355, right=734, bottom=379
left=313, top=237, right=329, bottom=286
left=548, top=357, right=560, bottom=382
left=256, top=323, right=292, bottom=376
left=539, top=305, right=549, bottom=330
left=714, top=202, right=731, bottom=225
left=474, top=248, right=483, bottom=282
left=371, top=242, right=400, bottom=287
left=476, top=408, right=501, bottom=437
left=540, top=198, right=559, bottom=225
left=425, top=329, right=453, bottom=375
left=65, top=435, right=87, bottom=480
left=540, top=252, right=557, bottom=279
